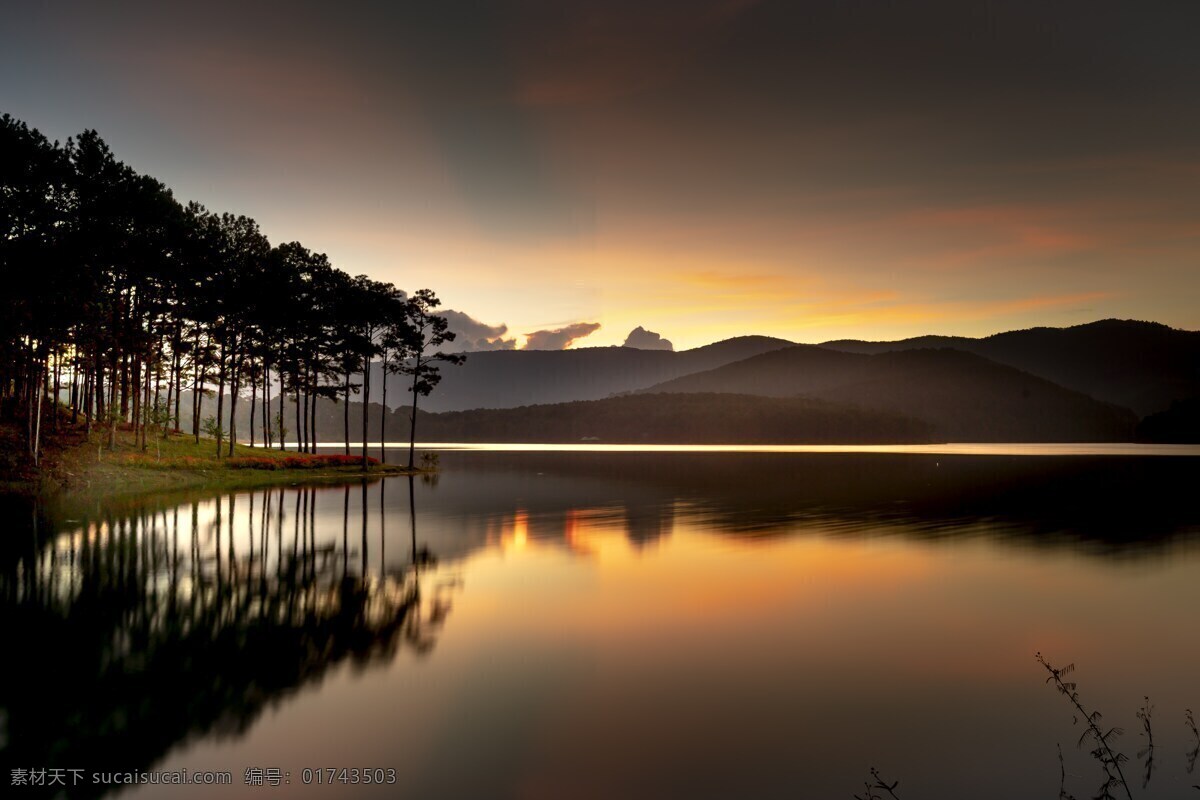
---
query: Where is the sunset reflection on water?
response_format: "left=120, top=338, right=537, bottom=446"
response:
left=3, top=451, right=1199, bottom=799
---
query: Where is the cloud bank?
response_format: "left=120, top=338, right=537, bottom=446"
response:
left=441, top=310, right=518, bottom=352
left=622, top=326, right=674, bottom=351
left=523, top=322, right=601, bottom=350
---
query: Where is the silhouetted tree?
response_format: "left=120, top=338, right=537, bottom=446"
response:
left=394, top=289, right=464, bottom=469
left=0, top=113, right=465, bottom=467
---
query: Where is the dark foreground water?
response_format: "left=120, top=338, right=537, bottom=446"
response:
left=3, top=450, right=1200, bottom=799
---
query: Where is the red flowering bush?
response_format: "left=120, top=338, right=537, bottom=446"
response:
left=226, top=454, right=380, bottom=470
left=118, top=454, right=214, bottom=469
left=225, top=456, right=282, bottom=470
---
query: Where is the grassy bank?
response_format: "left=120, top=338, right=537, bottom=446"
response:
left=2, top=420, right=413, bottom=502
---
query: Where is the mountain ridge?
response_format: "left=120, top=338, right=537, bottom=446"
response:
left=345, top=318, right=1195, bottom=441
left=819, top=318, right=1200, bottom=416
left=641, top=345, right=1136, bottom=441
left=377, top=335, right=797, bottom=412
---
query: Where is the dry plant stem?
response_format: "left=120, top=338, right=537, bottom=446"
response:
left=853, top=782, right=881, bottom=800
left=1059, top=743, right=1079, bottom=800
left=871, top=768, right=901, bottom=800
left=1186, top=709, right=1199, bottom=776
left=853, top=768, right=900, bottom=800
left=1137, top=697, right=1155, bottom=789
left=1060, top=743, right=1066, bottom=793
left=1036, top=653, right=1133, bottom=800
left=1137, top=698, right=1155, bottom=750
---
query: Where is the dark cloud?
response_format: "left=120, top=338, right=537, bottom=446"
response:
left=7, top=1, right=1200, bottom=339
left=622, top=326, right=674, bottom=351
left=523, top=322, right=601, bottom=350
left=441, top=309, right=518, bottom=352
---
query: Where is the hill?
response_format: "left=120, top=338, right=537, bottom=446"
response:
left=373, top=336, right=796, bottom=412
left=1137, top=397, right=1200, bottom=443
left=642, top=346, right=1136, bottom=441
left=415, top=393, right=933, bottom=444
left=821, top=319, right=1200, bottom=416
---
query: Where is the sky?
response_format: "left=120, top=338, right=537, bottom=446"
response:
left=3, top=0, right=1200, bottom=350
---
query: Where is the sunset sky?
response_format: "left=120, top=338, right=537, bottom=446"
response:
left=4, top=0, right=1199, bottom=350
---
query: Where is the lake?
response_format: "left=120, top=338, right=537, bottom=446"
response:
left=4, top=447, right=1200, bottom=799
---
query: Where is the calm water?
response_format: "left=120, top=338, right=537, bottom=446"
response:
left=4, top=450, right=1200, bottom=799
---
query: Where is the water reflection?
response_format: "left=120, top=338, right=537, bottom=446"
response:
left=0, top=480, right=450, bottom=798
left=414, top=451, right=1200, bottom=559
left=2, top=452, right=1199, bottom=799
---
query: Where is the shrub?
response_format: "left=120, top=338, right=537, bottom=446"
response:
left=225, top=457, right=282, bottom=470
left=225, top=454, right=380, bottom=470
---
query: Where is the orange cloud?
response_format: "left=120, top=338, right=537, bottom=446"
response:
left=523, top=322, right=602, bottom=350
left=787, top=290, right=1116, bottom=332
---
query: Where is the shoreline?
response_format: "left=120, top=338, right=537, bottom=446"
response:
left=407, top=441, right=1200, bottom=456
left=0, top=422, right=420, bottom=505
left=6, top=424, right=1199, bottom=508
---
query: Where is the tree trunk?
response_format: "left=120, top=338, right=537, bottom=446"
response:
left=131, top=357, right=142, bottom=448
left=26, top=351, right=35, bottom=454
left=163, top=354, right=174, bottom=433
left=120, top=352, right=130, bottom=420
left=155, top=350, right=164, bottom=439
left=215, top=339, right=227, bottom=458
left=343, top=370, right=351, bottom=456
left=262, top=362, right=271, bottom=447
left=172, top=337, right=182, bottom=430
left=380, top=349, right=388, bottom=463
left=192, top=332, right=203, bottom=441
left=228, top=343, right=241, bottom=458
left=78, top=367, right=87, bottom=431
left=32, top=360, right=45, bottom=467
left=310, top=385, right=318, bottom=453
left=294, top=386, right=302, bottom=454
left=107, top=361, right=117, bottom=451
left=302, top=381, right=309, bottom=453
left=94, top=358, right=105, bottom=440
left=277, top=373, right=285, bottom=451
left=408, top=360, right=420, bottom=470
left=249, top=368, right=257, bottom=447
left=361, top=357, right=370, bottom=470
left=142, top=352, right=152, bottom=451
left=52, top=350, right=61, bottom=431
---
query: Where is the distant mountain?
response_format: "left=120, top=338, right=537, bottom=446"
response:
left=642, top=346, right=1136, bottom=441
left=182, top=386, right=928, bottom=445
left=416, top=393, right=933, bottom=444
left=821, top=319, right=1200, bottom=416
left=190, top=319, right=1195, bottom=442
left=1137, top=397, right=1200, bottom=443
left=377, top=335, right=795, bottom=412
left=644, top=344, right=871, bottom=397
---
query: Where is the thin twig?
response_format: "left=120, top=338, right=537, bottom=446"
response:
left=1185, top=708, right=1198, bottom=776
left=1036, top=653, right=1133, bottom=800
left=1058, top=743, right=1078, bottom=800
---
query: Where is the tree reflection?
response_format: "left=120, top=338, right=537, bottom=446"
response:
left=403, top=474, right=451, bottom=655
left=427, top=451, right=1200, bottom=560
left=0, top=481, right=451, bottom=798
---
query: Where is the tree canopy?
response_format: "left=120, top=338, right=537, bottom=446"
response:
left=0, top=112, right=462, bottom=466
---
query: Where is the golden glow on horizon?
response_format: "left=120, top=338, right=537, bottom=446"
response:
left=343, top=232, right=1136, bottom=350
left=502, top=510, right=529, bottom=552
left=448, top=510, right=1093, bottom=680
left=437, top=503, right=1200, bottom=713
left=10, top=3, right=1198, bottom=351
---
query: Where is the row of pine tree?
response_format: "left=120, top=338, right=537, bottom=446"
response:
left=1, top=113, right=462, bottom=469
